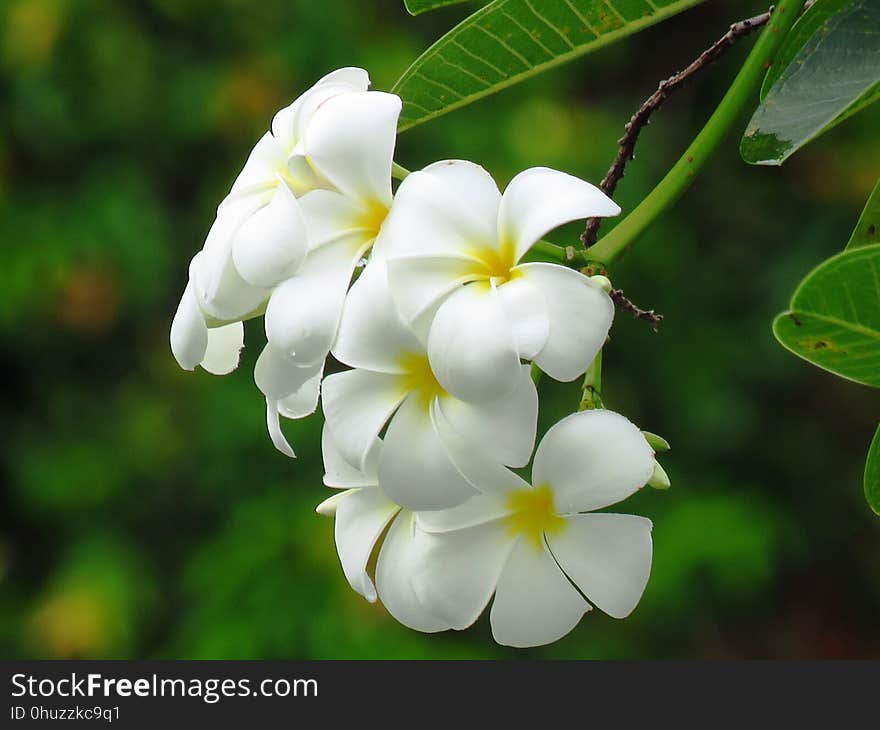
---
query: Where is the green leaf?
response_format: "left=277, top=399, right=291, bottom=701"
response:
left=773, top=244, right=880, bottom=387
left=845, top=177, right=880, bottom=250
left=759, top=0, right=837, bottom=98
left=865, top=425, right=880, bottom=515
left=405, top=0, right=475, bottom=16
left=393, top=0, right=706, bottom=131
left=741, top=0, right=880, bottom=166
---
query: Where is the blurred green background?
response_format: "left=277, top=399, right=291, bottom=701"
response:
left=1, top=0, right=878, bottom=659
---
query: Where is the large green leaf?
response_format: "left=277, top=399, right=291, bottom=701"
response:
left=865, top=425, right=880, bottom=515
left=773, top=244, right=880, bottom=387
left=845, top=177, right=880, bottom=250
left=393, top=0, right=706, bottom=131
left=405, top=0, right=475, bottom=15
left=741, top=0, right=880, bottom=166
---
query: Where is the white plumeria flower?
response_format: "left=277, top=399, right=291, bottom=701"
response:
left=382, top=160, right=619, bottom=404
left=321, top=260, right=538, bottom=511
left=316, top=427, right=452, bottom=634
left=255, top=88, right=402, bottom=455
left=410, top=409, right=656, bottom=648
left=170, top=67, right=372, bottom=375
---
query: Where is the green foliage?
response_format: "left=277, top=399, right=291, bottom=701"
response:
left=741, top=0, right=880, bottom=165
left=405, top=0, right=476, bottom=16
left=773, top=245, right=880, bottom=388
left=773, top=181, right=880, bottom=516
left=845, top=178, right=880, bottom=250
left=648, top=493, right=787, bottom=617
left=865, top=425, right=880, bottom=515
left=393, top=0, right=706, bottom=131
left=25, top=535, right=156, bottom=659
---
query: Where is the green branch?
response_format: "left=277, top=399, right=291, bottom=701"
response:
left=391, top=162, right=411, bottom=181
left=586, top=0, right=808, bottom=265
left=528, top=240, right=591, bottom=267
left=578, top=350, right=604, bottom=411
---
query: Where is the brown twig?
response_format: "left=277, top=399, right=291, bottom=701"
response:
left=609, top=288, right=664, bottom=331
left=581, top=3, right=814, bottom=248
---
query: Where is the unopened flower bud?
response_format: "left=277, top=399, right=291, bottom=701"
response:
left=590, top=274, right=612, bottom=293
left=643, top=431, right=671, bottom=452
left=647, top=460, right=671, bottom=490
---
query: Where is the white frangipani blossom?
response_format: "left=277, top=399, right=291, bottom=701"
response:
left=410, top=409, right=656, bottom=648
left=382, top=160, right=619, bottom=403
left=316, top=427, right=452, bottom=633
left=321, top=261, right=538, bottom=511
left=256, top=88, right=403, bottom=454
left=170, top=67, right=372, bottom=375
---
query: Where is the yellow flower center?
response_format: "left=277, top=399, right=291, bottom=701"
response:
left=466, top=238, right=520, bottom=285
left=505, top=484, right=566, bottom=549
left=358, top=199, right=390, bottom=239
left=398, top=352, right=446, bottom=408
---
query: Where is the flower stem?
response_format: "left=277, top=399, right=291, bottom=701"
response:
left=527, top=240, right=590, bottom=268
left=530, top=362, right=543, bottom=385
left=586, top=0, right=807, bottom=265
left=578, top=350, right=604, bottom=411
left=392, top=162, right=411, bottom=180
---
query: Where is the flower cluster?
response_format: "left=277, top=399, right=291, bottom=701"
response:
left=171, top=69, right=665, bottom=647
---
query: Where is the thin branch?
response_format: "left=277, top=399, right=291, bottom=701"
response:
left=609, top=288, right=663, bottom=331
left=581, top=2, right=814, bottom=247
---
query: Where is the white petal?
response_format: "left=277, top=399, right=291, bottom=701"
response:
left=201, top=322, right=244, bottom=375
left=417, top=159, right=502, bottom=237
left=228, top=132, right=287, bottom=197
left=427, top=283, right=522, bottom=403
left=231, top=180, right=308, bottom=288
left=316, top=489, right=351, bottom=517
left=264, top=363, right=322, bottom=457
left=170, top=281, right=208, bottom=371
left=262, top=363, right=321, bottom=458
left=266, top=398, right=296, bottom=458
left=332, top=261, right=422, bottom=373
left=271, top=67, right=370, bottom=153
left=303, top=91, right=400, bottom=208
left=385, top=253, right=483, bottom=338
left=497, top=167, right=620, bottom=262
left=495, top=276, right=549, bottom=360
left=431, top=403, right=533, bottom=499
left=548, top=513, right=653, bottom=619
left=298, top=188, right=372, bottom=249
left=264, top=239, right=362, bottom=367
left=322, top=425, right=379, bottom=489
left=416, top=493, right=513, bottom=534
left=196, top=256, right=268, bottom=323
left=270, top=104, right=305, bottom=159
left=335, top=487, right=399, bottom=602
left=192, top=214, right=270, bottom=322
left=277, top=363, right=322, bottom=418
left=490, top=538, right=590, bottom=648
left=533, top=410, right=655, bottom=514
left=284, top=153, right=329, bottom=196
left=190, top=200, right=268, bottom=322
left=316, top=67, right=371, bottom=90
left=378, top=394, right=476, bottom=511
left=254, top=343, right=322, bottom=400
left=379, top=161, right=500, bottom=260
left=438, top=364, right=537, bottom=468
left=376, top=512, right=450, bottom=633
left=517, top=263, right=614, bottom=382
left=411, top=521, right=514, bottom=630
left=321, top=369, right=407, bottom=471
